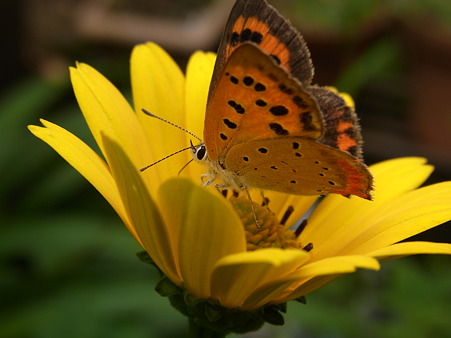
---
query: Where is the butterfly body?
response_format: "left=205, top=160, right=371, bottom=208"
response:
left=197, top=0, right=373, bottom=200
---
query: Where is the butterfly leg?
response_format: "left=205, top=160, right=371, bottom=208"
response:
left=200, top=173, right=215, bottom=186
left=213, top=183, right=231, bottom=195
left=214, top=184, right=261, bottom=229
left=242, top=187, right=261, bottom=229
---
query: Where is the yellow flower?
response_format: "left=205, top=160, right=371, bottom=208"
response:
left=29, top=43, right=451, bottom=327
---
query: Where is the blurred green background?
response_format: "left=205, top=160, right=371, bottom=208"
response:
left=1, top=0, right=451, bottom=337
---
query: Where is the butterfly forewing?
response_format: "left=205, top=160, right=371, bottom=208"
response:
left=204, top=43, right=324, bottom=163
left=209, top=0, right=313, bottom=102
left=224, top=137, right=372, bottom=199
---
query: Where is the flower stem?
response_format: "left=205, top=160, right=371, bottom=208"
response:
left=188, top=319, right=226, bottom=338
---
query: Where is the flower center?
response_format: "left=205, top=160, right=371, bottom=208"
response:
left=229, top=196, right=305, bottom=251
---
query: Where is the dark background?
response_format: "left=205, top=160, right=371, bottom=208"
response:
left=1, top=0, right=450, bottom=337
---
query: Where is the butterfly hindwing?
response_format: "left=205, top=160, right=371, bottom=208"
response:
left=209, top=0, right=313, bottom=102
left=224, top=136, right=372, bottom=199
left=204, top=43, right=324, bottom=163
left=309, top=86, right=363, bottom=159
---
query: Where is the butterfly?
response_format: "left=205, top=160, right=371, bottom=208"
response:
left=191, top=0, right=373, bottom=200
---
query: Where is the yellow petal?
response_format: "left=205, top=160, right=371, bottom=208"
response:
left=211, top=248, right=309, bottom=309
left=300, top=157, right=434, bottom=260
left=370, top=157, right=433, bottom=202
left=293, top=255, right=380, bottom=278
left=368, top=241, right=451, bottom=262
left=340, top=92, right=355, bottom=109
left=158, top=178, right=246, bottom=298
left=70, top=63, right=154, bottom=183
left=274, top=275, right=337, bottom=303
left=346, top=182, right=451, bottom=254
left=101, top=135, right=181, bottom=285
left=185, top=51, right=216, bottom=142
left=28, top=120, right=129, bottom=228
left=326, top=87, right=355, bottom=109
left=184, top=51, right=216, bottom=181
left=242, top=277, right=302, bottom=310
left=130, top=43, right=188, bottom=183
left=131, top=42, right=184, bottom=123
left=277, top=255, right=380, bottom=301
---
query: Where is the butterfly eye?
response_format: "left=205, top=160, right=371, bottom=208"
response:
left=195, top=145, right=207, bottom=161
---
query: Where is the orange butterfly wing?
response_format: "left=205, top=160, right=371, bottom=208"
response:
left=224, top=137, right=372, bottom=199
left=204, top=43, right=323, bottom=164
left=203, top=0, right=373, bottom=199
left=209, top=0, right=313, bottom=103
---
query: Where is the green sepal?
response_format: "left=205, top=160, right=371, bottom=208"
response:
left=262, top=303, right=286, bottom=326
left=136, top=250, right=163, bottom=274
left=155, top=277, right=182, bottom=297
left=294, top=296, right=307, bottom=304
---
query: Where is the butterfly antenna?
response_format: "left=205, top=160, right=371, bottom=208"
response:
left=177, top=159, right=194, bottom=176
left=142, top=109, right=203, bottom=143
left=140, top=146, right=193, bottom=172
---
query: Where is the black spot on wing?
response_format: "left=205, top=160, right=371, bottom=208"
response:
left=344, top=126, right=358, bottom=139
left=250, top=31, right=263, bottom=44
left=240, top=28, right=252, bottom=42
left=243, top=76, right=254, bottom=86
left=346, top=145, right=358, bottom=156
left=231, top=32, right=240, bottom=46
left=279, top=83, right=294, bottom=95
left=299, top=112, right=317, bottom=131
left=254, top=83, right=266, bottom=92
left=232, top=28, right=263, bottom=46
left=293, top=95, right=309, bottom=109
left=269, top=105, right=289, bottom=116
left=228, top=100, right=245, bottom=114
left=269, top=123, right=289, bottom=136
left=237, top=28, right=263, bottom=45
left=223, top=118, right=237, bottom=129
